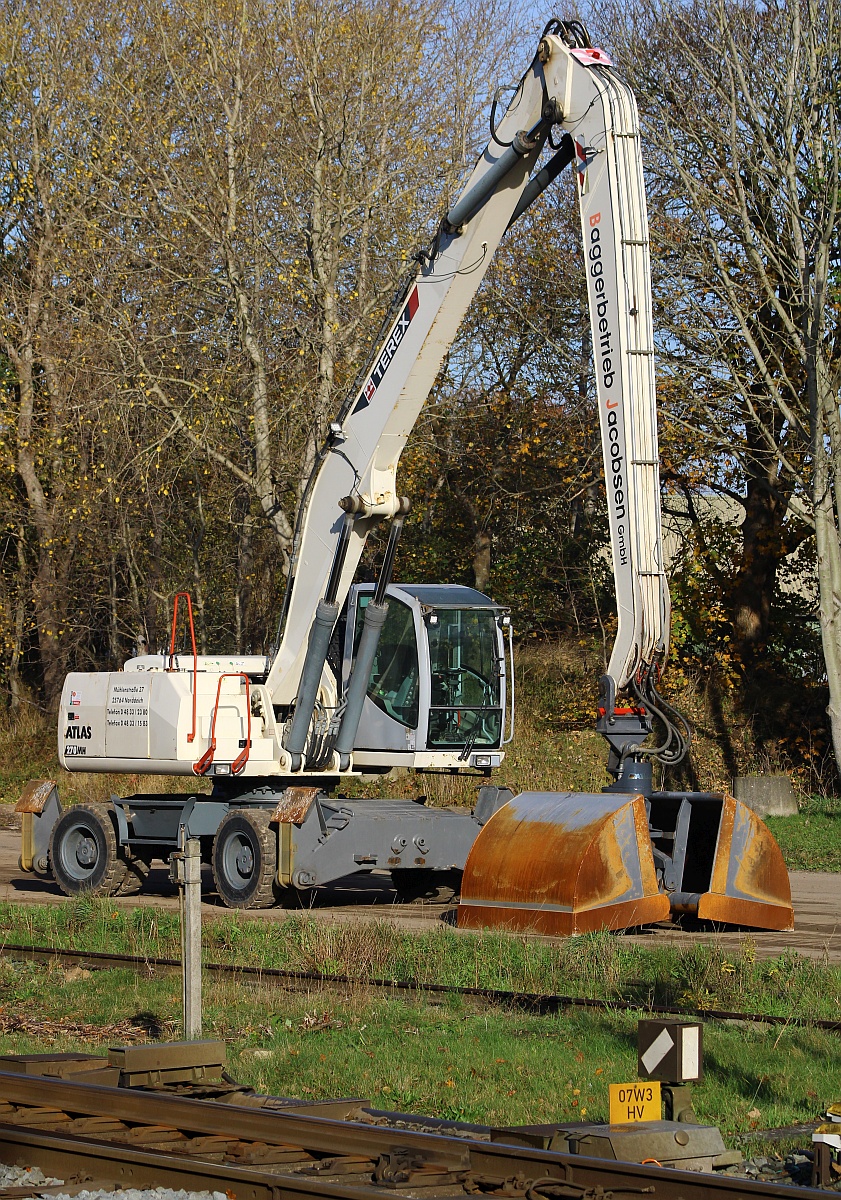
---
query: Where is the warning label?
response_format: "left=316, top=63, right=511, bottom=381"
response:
left=608, top=1081, right=661, bottom=1124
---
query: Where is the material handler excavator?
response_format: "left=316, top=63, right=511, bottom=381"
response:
left=19, top=20, right=792, bottom=935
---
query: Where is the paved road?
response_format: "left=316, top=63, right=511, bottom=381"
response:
left=2, top=820, right=840, bottom=958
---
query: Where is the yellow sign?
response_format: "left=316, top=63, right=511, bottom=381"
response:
left=609, top=1080, right=661, bottom=1124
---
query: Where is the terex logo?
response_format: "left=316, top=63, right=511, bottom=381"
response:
left=353, top=287, right=420, bottom=414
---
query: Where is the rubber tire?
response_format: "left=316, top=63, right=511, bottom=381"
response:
left=212, top=809, right=278, bottom=909
left=50, top=804, right=128, bottom=897
left=391, top=867, right=461, bottom=903
left=117, top=854, right=150, bottom=896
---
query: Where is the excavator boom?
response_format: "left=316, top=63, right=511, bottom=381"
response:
left=455, top=23, right=792, bottom=935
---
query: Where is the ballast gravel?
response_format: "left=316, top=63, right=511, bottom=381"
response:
left=0, top=1169, right=230, bottom=1200
left=0, top=1164, right=63, bottom=1188
left=48, top=1191, right=230, bottom=1200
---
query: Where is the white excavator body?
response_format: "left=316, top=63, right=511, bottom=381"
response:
left=20, top=21, right=792, bottom=933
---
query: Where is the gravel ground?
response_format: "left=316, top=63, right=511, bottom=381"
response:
left=0, top=1166, right=232, bottom=1200
left=48, top=1192, right=230, bottom=1200
left=722, top=1151, right=815, bottom=1186
left=0, top=1165, right=63, bottom=1188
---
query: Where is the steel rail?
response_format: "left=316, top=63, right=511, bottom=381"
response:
left=0, top=1123, right=392, bottom=1200
left=0, top=1072, right=826, bottom=1200
left=1, top=942, right=837, bottom=1033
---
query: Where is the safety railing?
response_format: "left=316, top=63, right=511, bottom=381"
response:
left=168, top=592, right=198, bottom=745
left=193, top=673, right=252, bottom=777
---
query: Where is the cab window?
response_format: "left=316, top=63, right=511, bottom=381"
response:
left=427, top=609, right=502, bottom=748
left=355, top=595, right=420, bottom=728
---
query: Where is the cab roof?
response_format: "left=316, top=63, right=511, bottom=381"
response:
left=356, top=583, right=505, bottom=609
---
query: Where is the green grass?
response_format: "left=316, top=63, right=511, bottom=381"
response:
left=0, top=955, right=837, bottom=1138
left=2, top=899, right=841, bottom=1021
left=766, top=792, right=841, bottom=871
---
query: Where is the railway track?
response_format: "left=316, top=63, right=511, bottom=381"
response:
left=0, top=1071, right=827, bottom=1200
left=0, top=942, right=837, bottom=1035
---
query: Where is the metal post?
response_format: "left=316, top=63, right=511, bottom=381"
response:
left=171, top=831, right=202, bottom=1040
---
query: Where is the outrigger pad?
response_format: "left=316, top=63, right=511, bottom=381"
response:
left=458, top=791, right=671, bottom=936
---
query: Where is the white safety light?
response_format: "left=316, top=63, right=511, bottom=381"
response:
left=471, top=752, right=501, bottom=769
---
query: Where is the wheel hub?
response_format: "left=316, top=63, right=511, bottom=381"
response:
left=235, top=844, right=254, bottom=876
left=75, top=836, right=97, bottom=867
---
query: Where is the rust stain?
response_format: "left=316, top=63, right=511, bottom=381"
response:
left=731, top=802, right=791, bottom=907
left=697, top=893, right=794, bottom=931
left=16, top=780, right=58, bottom=814
left=270, top=787, right=321, bottom=825
left=708, top=795, right=734, bottom=896
left=458, top=892, right=669, bottom=937
left=459, top=792, right=669, bottom=936
left=695, top=795, right=793, bottom=929
left=634, top=800, right=660, bottom=895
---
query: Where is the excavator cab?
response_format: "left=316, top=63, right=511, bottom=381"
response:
left=343, top=584, right=512, bottom=772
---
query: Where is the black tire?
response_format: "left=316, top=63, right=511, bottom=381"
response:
left=391, top=867, right=461, bottom=903
left=212, top=809, right=278, bottom=909
left=117, top=854, right=150, bottom=896
left=49, top=804, right=128, bottom=897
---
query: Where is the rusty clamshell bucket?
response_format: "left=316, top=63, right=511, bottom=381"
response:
left=457, top=790, right=793, bottom=936
left=649, top=791, right=793, bottom=930
left=458, top=791, right=670, bottom=936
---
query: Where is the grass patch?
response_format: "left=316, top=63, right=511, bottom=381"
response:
left=766, top=793, right=841, bottom=872
left=2, top=899, right=841, bottom=1021
left=0, top=955, right=836, bottom=1137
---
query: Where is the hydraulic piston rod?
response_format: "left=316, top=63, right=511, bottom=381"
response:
left=334, top=511, right=407, bottom=770
left=282, top=514, right=354, bottom=771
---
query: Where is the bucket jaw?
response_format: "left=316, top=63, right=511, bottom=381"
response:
left=650, top=792, right=793, bottom=931
left=458, top=789, right=793, bottom=936
left=458, top=791, right=671, bottom=936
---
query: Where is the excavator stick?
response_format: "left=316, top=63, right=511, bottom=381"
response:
left=458, top=790, right=793, bottom=936
left=458, top=792, right=670, bottom=936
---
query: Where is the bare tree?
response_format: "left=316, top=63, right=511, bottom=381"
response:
left=0, top=0, right=115, bottom=708
left=89, top=0, right=519, bottom=580
left=601, top=0, right=841, bottom=757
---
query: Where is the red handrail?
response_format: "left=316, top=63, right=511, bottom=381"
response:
left=168, top=592, right=198, bottom=744
left=193, top=673, right=252, bottom=777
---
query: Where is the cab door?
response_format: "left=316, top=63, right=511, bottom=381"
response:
left=343, top=585, right=426, bottom=752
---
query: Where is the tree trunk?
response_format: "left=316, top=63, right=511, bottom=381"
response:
left=472, top=531, right=491, bottom=593
left=9, top=530, right=29, bottom=711
left=235, top=507, right=255, bottom=654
